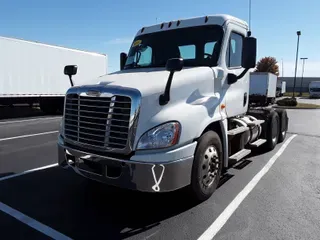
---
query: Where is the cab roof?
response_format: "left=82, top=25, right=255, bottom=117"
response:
left=135, top=14, right=249, bottom=37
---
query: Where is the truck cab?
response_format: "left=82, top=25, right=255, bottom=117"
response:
left=58, top=14, right=287, bottom=202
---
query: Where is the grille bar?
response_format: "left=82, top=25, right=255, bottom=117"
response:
left=64, top=93, right=132, bottom=150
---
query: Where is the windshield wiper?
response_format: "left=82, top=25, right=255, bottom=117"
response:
left=124, top=63, right=144, bottom=69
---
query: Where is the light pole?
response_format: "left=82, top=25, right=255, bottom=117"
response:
left=292, top=31, right=301, bottom=98
left=299, top=57, right=308, bottom=96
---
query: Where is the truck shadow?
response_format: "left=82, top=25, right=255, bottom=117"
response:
left=0, top=167, right=233, bottom=240
left=0, top=105, right=61, bottom=120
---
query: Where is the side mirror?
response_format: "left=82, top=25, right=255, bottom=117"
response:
left=227, top=73, right=238, bottom=85
left=166, top=58, right=184, bottom=72
left=120, top=52, right=127, bottom=70
left=64, top=65, right=78, bottom=76
left=159, top=58, right=184, bottom=106
left=64, top=65, right=77, bottom=87
left=242, top=37, right=257, bottom=69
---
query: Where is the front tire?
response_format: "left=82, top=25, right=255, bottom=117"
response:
left=189, top=131, right=223, bottom=202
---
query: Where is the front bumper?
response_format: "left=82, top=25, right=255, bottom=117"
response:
left=57, top=135, right=195, bottom=192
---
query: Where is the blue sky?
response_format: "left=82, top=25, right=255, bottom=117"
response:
left=1, top=0, right=319, bottom=76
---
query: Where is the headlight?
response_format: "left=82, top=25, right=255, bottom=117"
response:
left=137, top=121, right=181, bottom=150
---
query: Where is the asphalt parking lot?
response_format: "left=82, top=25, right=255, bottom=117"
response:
left=0, top=109, right=320, bottom=240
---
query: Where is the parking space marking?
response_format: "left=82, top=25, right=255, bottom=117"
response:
left=0, top=131, right=59, bottom=142
left=197, top=134, right=297, bottom=240
left=0, top=117, right=61, bottom=124
left=0, top=201, right=72, bottom=240
left=0, top=163, right=58, bottom=182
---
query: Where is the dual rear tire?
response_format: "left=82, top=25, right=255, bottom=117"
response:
left=265, top=109, right=288, bottom=151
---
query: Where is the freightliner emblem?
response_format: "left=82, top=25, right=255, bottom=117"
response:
left=86, top=90, right=101, bottom=97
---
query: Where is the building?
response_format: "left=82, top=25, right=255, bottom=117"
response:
left=278, top=77, right=320, bottom=92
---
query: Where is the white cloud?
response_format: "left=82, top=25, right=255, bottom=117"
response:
left=105, top=37, right=132, bottom=45
left=280, top=60, right=320, bottom=77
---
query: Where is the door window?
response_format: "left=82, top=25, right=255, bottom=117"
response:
left=226, top=32, right=243, bottom=68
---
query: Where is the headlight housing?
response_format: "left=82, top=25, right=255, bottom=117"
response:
left=137, top=121, right=181, bottom=150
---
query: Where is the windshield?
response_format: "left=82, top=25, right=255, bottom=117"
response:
left=124, top=25, right=224, bottom=69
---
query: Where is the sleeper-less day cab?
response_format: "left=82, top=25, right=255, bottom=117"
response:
left=57, top=14, right=288, bottom=201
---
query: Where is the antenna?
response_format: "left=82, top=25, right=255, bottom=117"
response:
left=248, top=0, right=252, bottom=36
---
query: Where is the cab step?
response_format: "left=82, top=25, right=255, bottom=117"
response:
left=249, top=138, right=267, bottom=147
left=246, top=119, right=265, bottom=127
left=229, top=149, right=251, bottom=162
left=227, top=126, right=249, bottom=136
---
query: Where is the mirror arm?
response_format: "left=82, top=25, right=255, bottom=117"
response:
left=159, top=71, right=174, bottom=106
left=68, top=75, right=74, bottom=87
left=237, top=68, right=250, bottom=80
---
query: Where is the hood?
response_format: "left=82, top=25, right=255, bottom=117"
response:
left=97, top=67, right=214, bottom=98
left=74, top=67, right=218, bottom=149
left=97, top=68, right=169, bottom=97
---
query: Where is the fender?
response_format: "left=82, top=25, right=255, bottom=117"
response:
left=196, top=118, right=229, bottom=168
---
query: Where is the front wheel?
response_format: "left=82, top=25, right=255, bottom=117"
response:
left=189, top=130, right=223, bottom=202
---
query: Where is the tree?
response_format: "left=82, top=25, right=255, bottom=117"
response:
left=255, top=57, right=279, bottom=76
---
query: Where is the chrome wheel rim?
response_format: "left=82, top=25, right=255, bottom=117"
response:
left=201, top=145, right=219, bottom=188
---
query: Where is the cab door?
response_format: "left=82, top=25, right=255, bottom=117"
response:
left=222, top=23, right=250, bottom=117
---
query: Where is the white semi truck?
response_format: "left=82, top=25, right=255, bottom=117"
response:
left=0, top=36, right=107, bottom=114
left=57, top=14, right=289, bottom=202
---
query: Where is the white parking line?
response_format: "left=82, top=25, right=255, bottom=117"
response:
left=0, top=117, right=61, bottom=124
left=0, top=163, right=67, bottom=238
left=0, top=202, right=72, bottom=239
left=0, top=163, right=58, bottom=182
left=0, top=131, right=59, bottom=142
left=197, top=134, right=297, bottom=240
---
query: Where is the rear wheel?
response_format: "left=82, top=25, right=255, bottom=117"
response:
left=275, top=109, right=288, bottom=143
left=265, top=111, right=280, bottom=151
left=189, top=131, right=223, bottom=202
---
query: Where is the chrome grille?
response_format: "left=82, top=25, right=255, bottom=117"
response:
left=64, top=93, right=131, bottom=150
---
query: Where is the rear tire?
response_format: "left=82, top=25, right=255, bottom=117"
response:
left=275, top=109, right=288, bottom=143
left=265, top=111, right=280, bottom=151
left=189, top=131, right=223, bottom=202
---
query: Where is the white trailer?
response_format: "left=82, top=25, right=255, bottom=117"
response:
left=57, top=14, right=289, bottom=202
left=276, top=81, right=286, bottom=97
left=0, top=36, right=107, bottom=113
left=249, top=72, right=277, bottom=104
